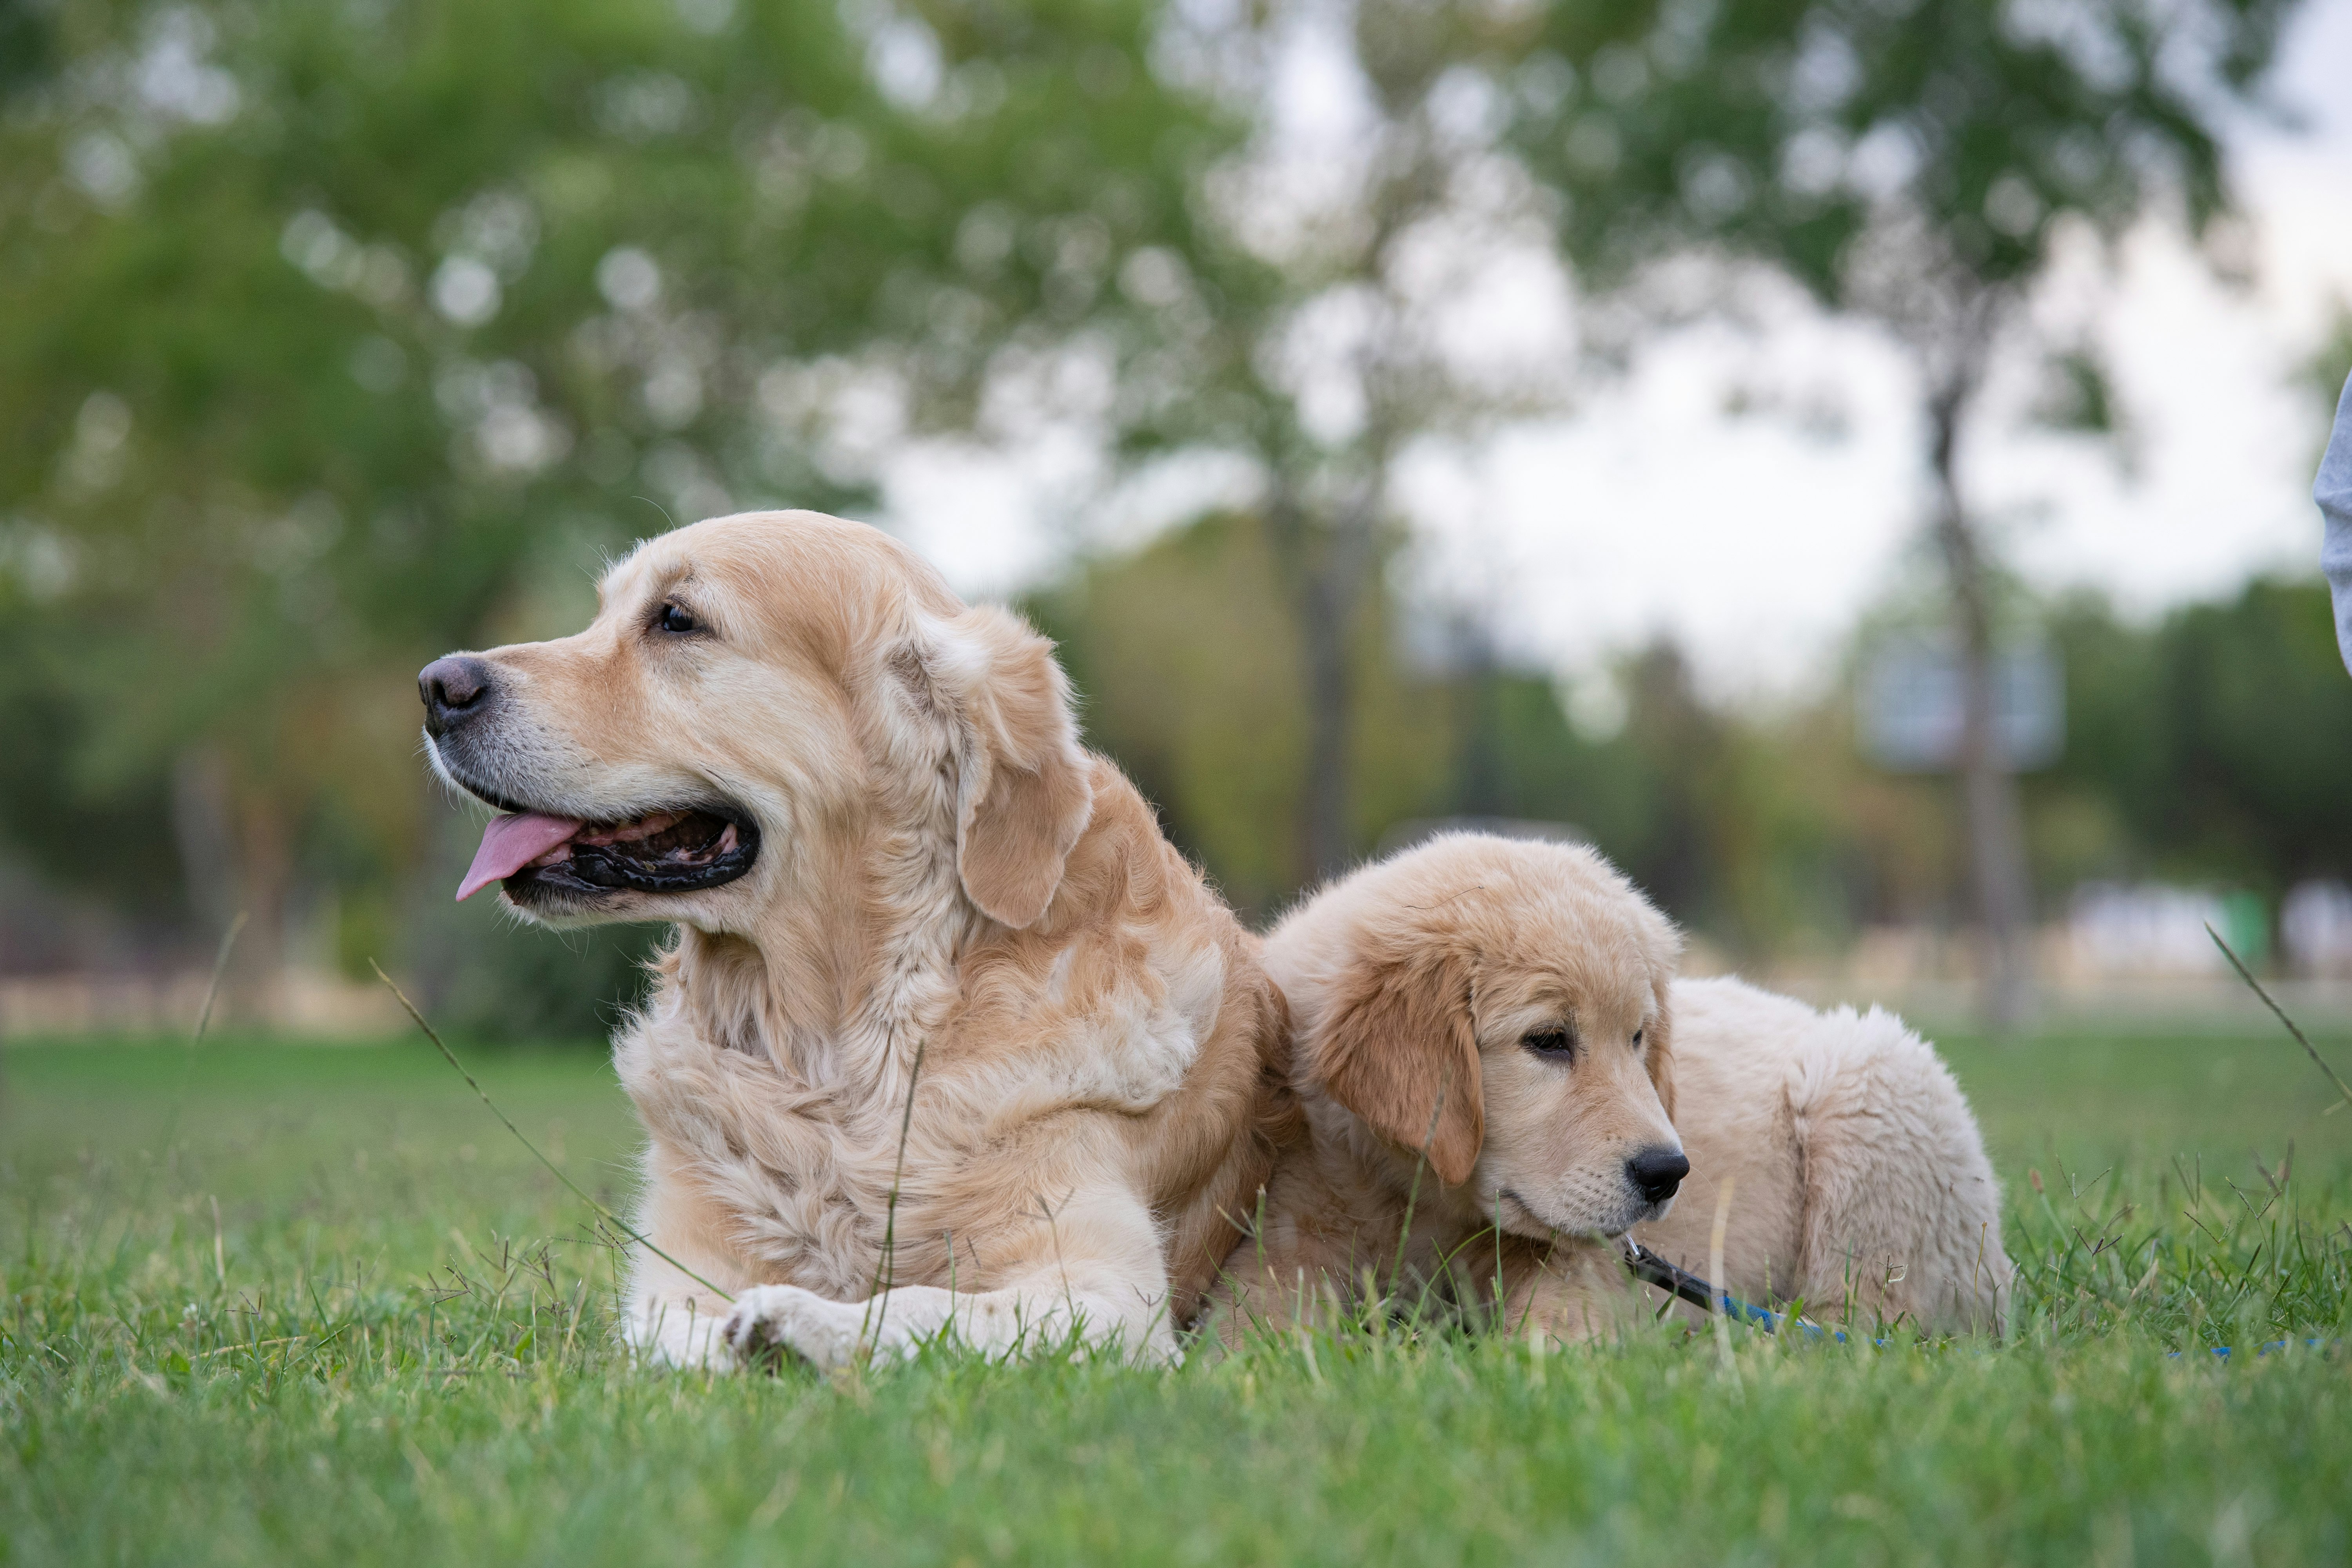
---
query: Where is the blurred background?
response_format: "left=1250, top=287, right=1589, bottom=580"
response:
left=2, top=0, right=2348, bottom=1042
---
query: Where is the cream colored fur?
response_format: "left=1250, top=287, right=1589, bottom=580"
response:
left=1218, top=833, right=2011, bottom=1342
left=1632, top=976, right=2012, bottom=1332
left=1209, top=833, right=1682, bottom=1342
left=424, top=511, right=1288, bottom=1370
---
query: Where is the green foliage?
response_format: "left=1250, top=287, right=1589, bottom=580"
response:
left=408, top=903, right=664, bottom=1045
left=0, top=623, right=183, bottom=922
left=2041, top=580, right=2352, bottom=891
left=1510, top=0, right=2292, bottom=301
left=1032, top=513, right=1940, bottom=953
left=1030, top=515, right=1804, bottom=931
left=1053, top=532, right=1898, bottom=953
left=1031, top=513, right=1459, bottom=916
left=0, top=0, right=2336, bottom=1031
left=2034, top=348, right=2118, bottom=436
left=0, top=0, right=52, bottom=103
left=4, top=1032, right=2349, bottom=1563
left=0, top=0, right=1234, bottom=1022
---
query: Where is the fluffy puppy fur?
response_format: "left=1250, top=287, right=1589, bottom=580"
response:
left=420, top=511, right=1289, bottom=1368
left=1218, top=833, right=2011, bottom=1342
left=1210, top=833, right=1684, bottom=1341
left=1631, top=976, right=2012, bottom=1332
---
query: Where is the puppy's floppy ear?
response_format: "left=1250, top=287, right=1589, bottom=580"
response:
left=1639, top=904, right=1682, bottom=1125
left=914, top=605, right=1094, bottom=929
left=1644, top=974, right=1676, bottom=1125
left=1310, top=945, right=1482, bottom=1186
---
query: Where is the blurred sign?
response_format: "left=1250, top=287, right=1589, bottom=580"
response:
left=2282, top=880, right=2352, bottom=976
left=1857, top=637, right=2062, bottom=773
left=2069, top=883, right=2267, bottom=975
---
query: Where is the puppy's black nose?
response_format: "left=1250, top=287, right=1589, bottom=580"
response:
left=1626, top=1146, right=1690, bottom=1205
left=419, top=655, right=495, bottom=739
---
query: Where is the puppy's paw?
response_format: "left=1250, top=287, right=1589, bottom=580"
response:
left=721, top=1284, right=865, bottom=1371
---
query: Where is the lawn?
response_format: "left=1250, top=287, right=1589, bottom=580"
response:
left=3, top=1015, right=2350, bottom=1565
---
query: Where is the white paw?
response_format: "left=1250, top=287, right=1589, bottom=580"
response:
left=721, top=1284, right=864, bottom=1370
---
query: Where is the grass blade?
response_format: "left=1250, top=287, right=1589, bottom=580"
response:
left=370, top=960, right=733, bottom=1304
left=2207, top=924, right=2352, bottom=1116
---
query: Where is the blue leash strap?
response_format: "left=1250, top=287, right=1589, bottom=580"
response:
left=1620, top=1239, right=1843, bottom=1341
left=1619, top=1240, right=2325, bottom=1358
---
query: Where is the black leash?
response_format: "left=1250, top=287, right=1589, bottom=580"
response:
left=1621, top=1239, right=1721, bottom=1313
left=1619, top=1239, right=2324, bottom=1359
left=1620, top=1238, right=1831, bottom=1337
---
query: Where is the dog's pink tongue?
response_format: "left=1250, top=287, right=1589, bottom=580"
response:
left=457, top=813, right=583, bottom=901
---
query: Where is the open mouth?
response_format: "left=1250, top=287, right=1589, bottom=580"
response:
left=455, top=802, right=760, bottom=902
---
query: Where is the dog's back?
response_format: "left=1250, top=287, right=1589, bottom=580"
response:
left=1635, top=976, right=2011, bottom=1332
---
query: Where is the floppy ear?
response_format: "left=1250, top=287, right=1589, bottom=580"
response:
left=1310, top=946, right=1483, bottom=1186
left=1639, top=904, right=1682, bottom=1125
left=920, top=605, right=1094, bottom=929
left=1644, top=973, right=1676, bottom=1125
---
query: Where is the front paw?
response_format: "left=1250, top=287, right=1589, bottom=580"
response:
left=721, top=1283, right=862, bottom=1371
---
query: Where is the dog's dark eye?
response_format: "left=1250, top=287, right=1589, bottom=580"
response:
left=1523, top=1029, right=1575, bottom=1059
left=1633, top=1028, right=1645, bottom=1049
left=655, top=603, right=700, bottom=635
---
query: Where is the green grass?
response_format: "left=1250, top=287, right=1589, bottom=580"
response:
left=4, top=1024, right=2350, bottom=1565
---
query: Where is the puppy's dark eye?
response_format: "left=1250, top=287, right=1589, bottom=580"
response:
left=655, top=603, right=700, bottom=635
left=1522, top=1029, right=1575, bottom=1059
left=1633, top=1028, right=1645, bottom=1048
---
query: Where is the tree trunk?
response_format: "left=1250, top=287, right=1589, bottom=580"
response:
left=1267, top=491, right=1380, bottom=884
left=1298, top=548, right=1355, bottom=880
left=232, top=783, right=293, bottom=1025
left=171, top=748, right=240, bottom=935
left=1927, top=385, right=2036, bottom=1031
left=1453, top=620, right=1506, bottom=820
left=170, top=746, right=290, bottom=1025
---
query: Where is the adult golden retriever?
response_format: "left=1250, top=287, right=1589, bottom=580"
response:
left=417, top=511, right=1288, bottom=1368
left=1218, top=833, right=2009, bottom=1339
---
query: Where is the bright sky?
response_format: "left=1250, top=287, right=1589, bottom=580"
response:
left=880, top=0, right=2352, bottom=703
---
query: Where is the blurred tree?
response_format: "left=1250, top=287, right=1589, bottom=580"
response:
left=1028, top=511, right=1458, bottom=916
left=8, top=0, right=2337, bottom=1031
left=2028, top=581, right=2352, bottom=901
left=1506, top=0, right=2298, bottom=1026
left=1612, top=644, right=1725, bottom=922
left=1033, top=513, right=1868, bottom=955
left=2038, top=590, right=2170, bottom=869
left=2155, top=579, right=2352, bottom=888
left=2100, top=580, right=2352, bottom=890
left=1601, top=642, right=1861, bottom=955
left=1105, top=0, right=1564, bottom=879
left=0, top=0, right=1229, bottom=1031
left=0, top=0, right=54, bottom=103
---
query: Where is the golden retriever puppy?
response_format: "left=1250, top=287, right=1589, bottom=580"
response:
left=1220, top=833, right=2012, bottom=1341
left=1210, top=833, right=1684, bottom=1342
left=1629, top=976, right=2012, bottom=1332
left=417, top=511, right=1289, bottom=1369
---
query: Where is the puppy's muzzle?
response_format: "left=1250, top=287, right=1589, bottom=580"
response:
left=419, top=655, right=498, bottom=740
left=1625, top=1145, right=1690, bottom=1205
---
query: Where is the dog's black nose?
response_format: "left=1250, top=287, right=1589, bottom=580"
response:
left=419, top=655, right=495, bottom=738
left=1626, top=1145, right=1690, bottom=1205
